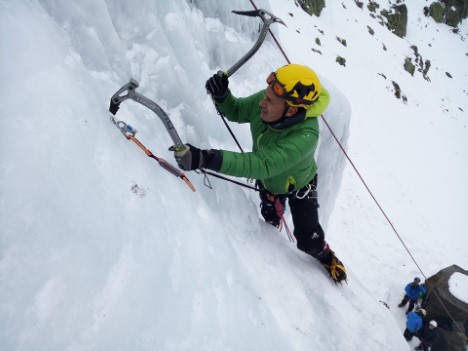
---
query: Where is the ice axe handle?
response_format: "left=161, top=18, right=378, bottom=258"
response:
left=224, top=9, right=285, bottom=78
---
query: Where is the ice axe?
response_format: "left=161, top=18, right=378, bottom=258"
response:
left=108, top=79, right=195, bottom=191
left=221, top=9, right=285, bottom=78
left=109, top=79, right=185, bottom=151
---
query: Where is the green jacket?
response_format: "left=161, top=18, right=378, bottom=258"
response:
left=216, top=88, right=330, bottom=194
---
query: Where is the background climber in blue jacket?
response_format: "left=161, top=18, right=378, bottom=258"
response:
left=404, top=308, right=426, bottom=341
left=398, top=277, right=427, bottom=314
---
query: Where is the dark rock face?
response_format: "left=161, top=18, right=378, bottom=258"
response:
left=427, top=0, right=468, bottom=27
left=423, top=265, right=468, bottom=351
left=296, top=0, right=326, bottom=17
left=443, top=0, right=468, bottom=27
left=384, top=4, right=408, bottom=38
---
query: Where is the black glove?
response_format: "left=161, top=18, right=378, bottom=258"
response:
left=172, top=144, right=223, bottom=172
left=173, top=144, right=204, bottom=171
left=205, top=72, right=229, bottom=102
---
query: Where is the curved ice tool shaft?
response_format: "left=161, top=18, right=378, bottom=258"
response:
left=109, top=79, right=185, bottom=151
left=222, top=9, right=285, bottom=78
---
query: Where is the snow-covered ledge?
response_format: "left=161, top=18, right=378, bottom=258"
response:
left=448, top=272, right=468, bottom=304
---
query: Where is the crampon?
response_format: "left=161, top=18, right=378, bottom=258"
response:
left=320, top=251, right=347, bottom=284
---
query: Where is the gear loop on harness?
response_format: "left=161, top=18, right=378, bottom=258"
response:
left=295, top=183, right=317, bottom=200
left=295, top=184, right=311, bottom=200
left=292, top=174, right=318, bottom=200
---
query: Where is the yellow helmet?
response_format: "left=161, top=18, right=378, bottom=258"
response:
left=266, top=64, right=321, bottom=108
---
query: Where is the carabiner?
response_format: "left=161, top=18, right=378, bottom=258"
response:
left=116, top=120, right=137, bottom=139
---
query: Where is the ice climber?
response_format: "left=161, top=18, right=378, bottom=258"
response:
left=404, top=308, right=426, bottom=341
left=172, top=64, right=347, bottom=283
left=398, top=277, right=427, bottom=314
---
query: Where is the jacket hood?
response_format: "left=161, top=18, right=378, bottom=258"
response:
left=305, top=86, right=330, bottom=119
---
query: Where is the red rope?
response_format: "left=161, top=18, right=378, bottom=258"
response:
left=275, top=198, right=295, bottom=242
left=319, top=115, right=427, bottom=275
left=320, top=116, right=463, bottom=333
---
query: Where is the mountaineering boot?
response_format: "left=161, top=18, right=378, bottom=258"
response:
left=321, top=251, right=347, bottom=284
left=314, top=244, right=347, bottom=283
